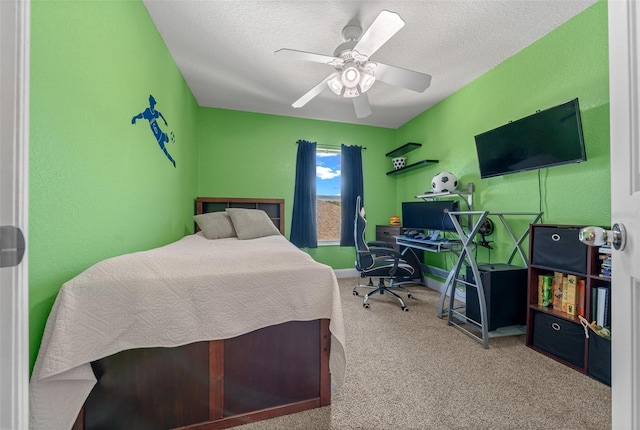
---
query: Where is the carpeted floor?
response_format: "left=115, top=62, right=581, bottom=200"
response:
left=236, top=277, right=611, bottom=430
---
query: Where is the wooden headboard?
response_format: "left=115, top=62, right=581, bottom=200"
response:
left=195, top=197, right=285, bottom=235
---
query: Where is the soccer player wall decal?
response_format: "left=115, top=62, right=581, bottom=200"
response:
left=131, top=95, right=176, bottom=167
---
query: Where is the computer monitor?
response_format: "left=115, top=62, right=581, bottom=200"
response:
left=401, top=200, right=460, bottom=232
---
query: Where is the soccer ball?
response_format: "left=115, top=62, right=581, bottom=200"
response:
left=431, top=171, right=458, bottom=193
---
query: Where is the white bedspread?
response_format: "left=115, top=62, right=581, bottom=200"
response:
left=29, top=233, right=346, bottom=430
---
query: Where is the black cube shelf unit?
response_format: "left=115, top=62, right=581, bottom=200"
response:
left=526, top=224, right=611, bottom=386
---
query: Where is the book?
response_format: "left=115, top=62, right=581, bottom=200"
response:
left=552, top=272, right=564, bottom=311
left=598, top=243, right=612, bottom=279
left=565, top=275, right=579, bottom=315
left=598, top=245, right=612, bottom=254
left=537, top=275, right=544, bottom=305
left=561, top=276, right=569, bottom=313
left=539, top=274, right=553, bottom=307
left=596, top=287, right=609, bottom=327
left=577, top=279, right=586, bottom=316
left=607, top=292, right=611, bottom=327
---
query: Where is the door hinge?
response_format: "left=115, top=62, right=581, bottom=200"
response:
left=0, top=225, right=25, bottom=268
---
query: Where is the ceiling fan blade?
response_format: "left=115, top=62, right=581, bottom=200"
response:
left=292, top=73, right=338, bottom=108
left=374, top=62, right=432, bottom=93
left=353, top=10, right=405, bottom=58
left=275, top=48, right=342, bottom=66
left=352, top=93, right=372, bottom=119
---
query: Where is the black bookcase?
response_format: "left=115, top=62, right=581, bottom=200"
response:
left=525, top=224, right=611, bottom=385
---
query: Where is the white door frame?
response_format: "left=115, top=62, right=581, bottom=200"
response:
left=0, top=0, right=30, bottom=428
left=0, top=1, right=633, bottom=429
left=608, top=0, right=638, bottom=428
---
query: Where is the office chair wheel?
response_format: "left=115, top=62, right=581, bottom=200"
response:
left=353, top=291, right=359, bottom=296
left=402, top=306, right=409, bottom=312
left=407, top=293, right=413, bottom=299
left=363, top=303, right=370, bottom=309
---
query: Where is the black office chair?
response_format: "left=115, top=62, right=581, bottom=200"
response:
left=352, top=196, right=415, bottom=311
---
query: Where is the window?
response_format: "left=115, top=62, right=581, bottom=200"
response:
left=316, top=149, right=341, bottom=243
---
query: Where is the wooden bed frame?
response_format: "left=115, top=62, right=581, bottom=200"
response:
left=72, top=197, right=332, bottom=430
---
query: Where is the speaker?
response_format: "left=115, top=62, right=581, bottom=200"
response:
left=465, top=264, right=528, bottom=332
left=531, top=226, right=588, bottom=274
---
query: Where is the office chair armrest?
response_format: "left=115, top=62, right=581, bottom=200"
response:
left=367, top=240, right=394, bottom=249
left=368, top=246, right=407, bottom=277
left=368, top=246, right=403, bottom=260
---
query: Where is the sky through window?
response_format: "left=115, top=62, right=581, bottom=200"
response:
left=316, top=151, right=340, bottom=196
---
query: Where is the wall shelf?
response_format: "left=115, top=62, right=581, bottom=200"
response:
left=385, top=142, right=422, bottom=158
left=415, top=183, right=474, bottom=211
left=386, top=159, right=439, bottom=175
left=386, top=142, right=439, bottom=175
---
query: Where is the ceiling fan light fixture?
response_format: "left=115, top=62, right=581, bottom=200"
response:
left=359, top=70, right=375, bottom=93
left=327, top=74, right=344, bottom=95
left=341, top=64, right=360, bottom=88
left=276, top=10, right=430, bottom=118
left=343, top=87, right=360, bottom=98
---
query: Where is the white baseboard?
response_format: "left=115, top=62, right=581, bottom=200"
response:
left=423, top=276, right=445, bottom=293
left=333, top=268, right=360, bottom=278
left=424, top=276, right=466, bottom=302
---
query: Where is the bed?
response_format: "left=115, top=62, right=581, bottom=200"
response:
left=29, top=197, right=346, bottom=430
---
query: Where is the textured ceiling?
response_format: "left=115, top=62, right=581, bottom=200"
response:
left=143, top=0, right=597, bottom=129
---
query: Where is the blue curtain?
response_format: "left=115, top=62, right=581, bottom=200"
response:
left=340, top=144, right=364, bottom=246
left=290, top=140, right=318, bottom=248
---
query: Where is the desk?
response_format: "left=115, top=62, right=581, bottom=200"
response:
left=394, top=236, right=462, bottom=253
left=376, top=225, right=420, bottom=253
left=376, top=225, right=425, bottom=285
left=397, top=210, right=542, bottom=348
left=444, top=210, right=542, bottom=348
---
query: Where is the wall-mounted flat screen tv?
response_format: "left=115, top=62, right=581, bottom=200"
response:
left=474, top=98, right=586, bottom=179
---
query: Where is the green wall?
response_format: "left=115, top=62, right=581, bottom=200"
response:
left=28, top=0, right=611, bottom=370
left=196, top=1, right=610, bottom=270
left=29, top=0, right=199, bottom=368
left=394, top=1, right=609, bottom=265
left=197, top=108, right=397, bottom=268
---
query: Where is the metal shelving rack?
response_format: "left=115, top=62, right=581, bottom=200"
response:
left=440, top=210, right=543, bottom=348
left=415, top=182, right=474, bottom=211
left=406, top=183, right=543, bottom=347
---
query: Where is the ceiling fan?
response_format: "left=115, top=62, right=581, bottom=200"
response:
left=275, top=10, right=432, bottom=119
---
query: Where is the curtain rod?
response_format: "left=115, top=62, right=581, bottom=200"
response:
left=296, top=142, right=367, bottom=150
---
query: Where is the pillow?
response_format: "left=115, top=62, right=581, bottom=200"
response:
left=225, top=208, right=281, bottom=240
left=193, top=211, right=237, bottom=239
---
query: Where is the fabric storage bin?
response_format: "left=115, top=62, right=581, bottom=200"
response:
left=533, top=312, right=585, bottom=368
left=532, top=226, right=588, bottom=274
left=588, top=334, right=611, bottom=386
